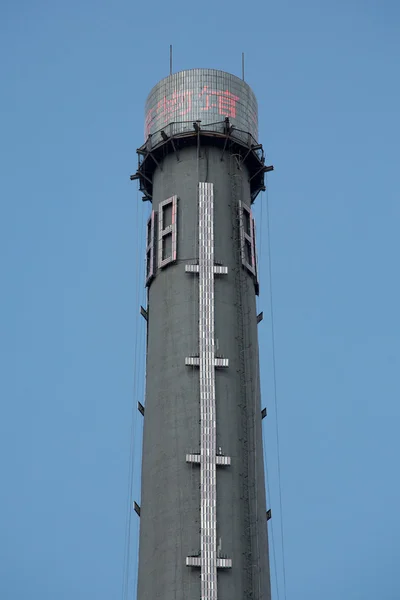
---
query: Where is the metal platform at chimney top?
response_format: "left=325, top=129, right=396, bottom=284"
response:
left=130, top=118, right=273, bottom=204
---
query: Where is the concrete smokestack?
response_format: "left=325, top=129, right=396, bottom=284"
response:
left=132, top=68, right=273, bottom=600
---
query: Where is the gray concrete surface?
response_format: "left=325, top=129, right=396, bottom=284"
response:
left=137, top=144, right=271, bottom=600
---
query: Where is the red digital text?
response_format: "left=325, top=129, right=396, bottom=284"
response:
left=145, top=87, right=241, bottom=137
left=198, top=86, right=239, bottom=118
left=145, top=90, right=193, bottom=137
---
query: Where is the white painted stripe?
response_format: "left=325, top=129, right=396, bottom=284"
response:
left=198, top=182, right=218, bottom=600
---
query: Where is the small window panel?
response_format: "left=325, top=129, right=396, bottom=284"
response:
left=145, top=210, right=157, bottom=286
left=252, top=215, right=260, bottom=295
left=239, top=201, right=259, bottom=295
left=158, top=195, right=178, bottom=269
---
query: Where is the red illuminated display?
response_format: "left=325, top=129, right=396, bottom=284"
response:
left=145, top=87, right=240, bottom=137
left=198, top=86, right=239, bottom=118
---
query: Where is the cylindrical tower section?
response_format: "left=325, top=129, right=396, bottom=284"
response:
left=145, top=69, right=258, bottom=143
left=134, top=69, right=272, bottom=600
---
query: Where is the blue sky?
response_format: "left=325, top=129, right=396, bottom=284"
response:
left=1, top=0, right=400, bottom=599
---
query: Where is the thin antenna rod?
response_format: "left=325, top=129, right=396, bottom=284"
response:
left=170, top=45, right=173, bottom=76
left=242, top=52, right=245, bottom=81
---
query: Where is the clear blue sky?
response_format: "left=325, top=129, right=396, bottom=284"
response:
left=1, top=1, right=399, bottom=599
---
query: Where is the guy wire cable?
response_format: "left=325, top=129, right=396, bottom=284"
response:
left=259, top=191, right=281, bottom=600
left=265, top=179, right=288, bottom=600
left=122, top=185, right=142, bottom=599
left=132, top=198, right=147, bottom=597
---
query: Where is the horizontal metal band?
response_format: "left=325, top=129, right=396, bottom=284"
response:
left=216, top=558, right=232, bottom=568
left=186, top=454, right=231, bottom=466
left=186, top=557, right=232, bottom=569
left=185, top=357, right=229, bottom=368
left=185, top=264, right=200, bottom=273
left=186, top=453, right=201, bottom=463
left=185, top=356, right=200, bottom=366
left=216, top=455, right=231, bottom=466
left=185, top=264, right=228, bottom=275
left=213, top=265, right=228, bottom=275
left=214, top=357, right=229, bottom=368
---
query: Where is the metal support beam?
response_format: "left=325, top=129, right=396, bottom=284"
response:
left=170, top=136, right=180, bottom=161
left=249, top=164, right=274, bottom=183
left=137, top=171, right=153, bottom=185
left=149, top=152, right=162, bottom=171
